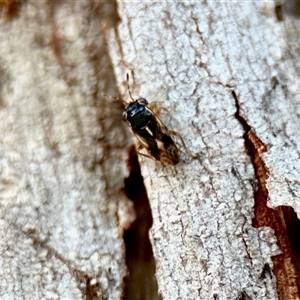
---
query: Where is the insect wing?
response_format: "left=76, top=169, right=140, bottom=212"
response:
left=136, top=113, right=180, bottom=165
left=153, top=115, right=180, bottom=165
left=133, top=114, right=161, bottom=161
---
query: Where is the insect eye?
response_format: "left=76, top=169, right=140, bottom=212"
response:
left=137, top=98, right=148, bottom=106
left=122, top=111, right=128, bottom=121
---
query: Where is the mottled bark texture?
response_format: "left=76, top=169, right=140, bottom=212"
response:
left=106, top=2, right=300, bottom=300
left=0, top=2, right=135, bottom=300
left=1, top=1, right=300, bottom=300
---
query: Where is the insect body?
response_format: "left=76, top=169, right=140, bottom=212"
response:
left=123, top=98, right=180, bottom=165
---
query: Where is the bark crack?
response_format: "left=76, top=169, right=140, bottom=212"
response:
left=233, top=90, right=300, bottom=300
left=123, top=145, right=161, bottom=300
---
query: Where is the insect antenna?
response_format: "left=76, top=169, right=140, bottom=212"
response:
left=126, top=73, right=135, bottom=102
left=103, top=72, right=137, bottom=106
left=102, top=93, right=127, bottom=106
left=102, top=93, right=118, bottom=100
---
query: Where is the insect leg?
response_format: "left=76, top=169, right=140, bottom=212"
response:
left=136, top=140, right=155, bottom=160
left=149, top=102, right=169, bottom=117
left=137, top=151, right=155, bottom=160
left=169, top=130, right=197, bottom=158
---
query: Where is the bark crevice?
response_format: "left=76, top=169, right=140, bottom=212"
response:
left=233, top=90, right=300, bottom=300
left=123, top=146, right=161, bottom=300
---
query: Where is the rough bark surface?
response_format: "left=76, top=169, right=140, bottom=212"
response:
left=0, top=2, right=134, bottom=299
left=106, top=2, right=300, bottom=300
left=1, top=1, right=300, bottom=300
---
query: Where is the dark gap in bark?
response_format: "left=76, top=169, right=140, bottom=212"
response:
left=279, top=205, right=300, bottom=286
left=85, top=277, right=100, bottom=300
left=274, top=4, right=284, bottom=22
left=232, top=90, right=300, bottom=300
left=123, top=145, right=162, bottom=300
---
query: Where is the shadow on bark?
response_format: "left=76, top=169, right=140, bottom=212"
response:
left=123, top=146, right=161, bottom=300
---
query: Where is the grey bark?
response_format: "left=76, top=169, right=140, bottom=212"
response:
left=1, top=1, right=300, bottom=300
left=106, top=1, right=300, bottom=300
left=0, top=2, right=133, bottom=300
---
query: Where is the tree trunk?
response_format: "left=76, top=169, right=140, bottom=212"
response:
left=0, top=2, right=134, bottom=299
left=1, top=1, right=300, bottom=300
left=106, top=2, right=300, bottom=300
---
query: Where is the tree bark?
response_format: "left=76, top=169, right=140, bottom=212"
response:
left=106, top=2, right=300, bottom=300
left=1, top=1, right=300, bottom=300
left=0, top=2, right=134, bottom=299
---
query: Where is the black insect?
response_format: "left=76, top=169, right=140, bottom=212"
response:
left=123, top=97, right=182, bottom=165
left=123, top=74, right=192, bottom=165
